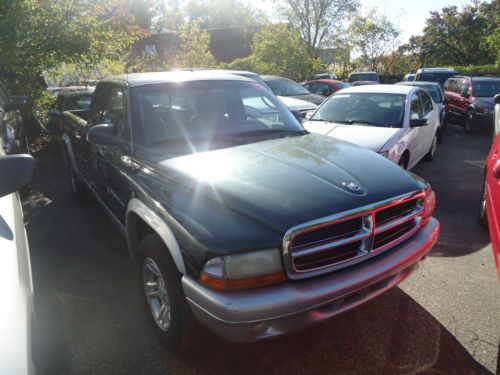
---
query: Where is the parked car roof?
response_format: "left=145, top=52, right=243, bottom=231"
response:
left=337, top=84, right=415, bottom=95
left=103, top=71, right=253, bottom=87
left=417, top=67, right=457, bottom=73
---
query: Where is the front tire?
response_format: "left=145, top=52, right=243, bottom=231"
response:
left=465, top=110, right=475, bottom=134
left=138, top=234, right=196, bottom=352
left=423, top=134, right=437, bottom=162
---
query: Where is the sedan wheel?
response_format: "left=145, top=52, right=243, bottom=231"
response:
left=423, top=134, right=437, bottom=162
left=465, top=111, right=475, bottom=134
left=143, top=258, right=171, bottom=331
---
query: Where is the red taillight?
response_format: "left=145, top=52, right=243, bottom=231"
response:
left=422, top=186, right=436, bottom=226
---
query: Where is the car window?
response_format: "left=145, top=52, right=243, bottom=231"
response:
left=420, top=85, right=442, bottom=103
left=311, top=93, right=405, bottom=128
left=449, top=80, right=461, bottom=93
left=62, top=95, right=93, bottom=111
left=265, top=78, right=310, bottom=96
left=102, top=86, right=127, bottom=139
left=311, top=83, right=330, bottom=95
left=443, top=79, right=452, bottom=91
left=88, top=83, right=110, bottom=126
left=472, top=81, right=500, bottom=97
left=410, top=93, right=423, bottom=119
left=418, top=91, right=433, bottom=115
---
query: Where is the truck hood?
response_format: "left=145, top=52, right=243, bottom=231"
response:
left=303, top=121, right=402, bottom=152
left=156, top=134, right=423, bottom=233
left=278, top=96, right=317, bottom=112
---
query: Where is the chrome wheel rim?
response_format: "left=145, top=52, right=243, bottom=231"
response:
left=143, top=258, right=171, bottom=331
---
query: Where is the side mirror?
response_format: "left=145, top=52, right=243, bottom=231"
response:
left=460, top=90, right=469, bottom=98
left=87, top=124, right=128, bottom=148
left=0, top=155, right=36, bottom=198
left=410, top=118, right=429, bottom=127
left=291, top=110, right=303, bottom=122
left=48, top=109, right=61, bottom=118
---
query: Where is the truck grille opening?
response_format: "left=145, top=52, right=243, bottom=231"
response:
left=285, top=193, right=424, bottom=276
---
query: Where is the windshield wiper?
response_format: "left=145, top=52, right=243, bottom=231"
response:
left=229, top=128, right=307, bottom=137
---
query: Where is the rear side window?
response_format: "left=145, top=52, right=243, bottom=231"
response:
left=410, top=93, right=423, bottom=119
left=449, top=80, right=461, bottom=93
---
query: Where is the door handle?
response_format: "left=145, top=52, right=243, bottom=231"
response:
left=120, top=156, right=141, bottom=171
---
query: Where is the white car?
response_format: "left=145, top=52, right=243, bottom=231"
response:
left=303, top=85, right=439, bottom=169
left=0, top=120, right=37, bottom=374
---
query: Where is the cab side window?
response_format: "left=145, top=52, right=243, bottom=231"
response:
left=88, top=83, right=110, bottom=127
left=418, top=91, right=433, bottom=115
left=102, top=86, right=127, bottom=139
left=410, top=93, right=423, bottom=119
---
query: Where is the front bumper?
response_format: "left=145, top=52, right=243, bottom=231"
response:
left=182, top=217, right=440, bottom=343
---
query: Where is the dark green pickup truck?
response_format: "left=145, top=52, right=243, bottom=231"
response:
left=60, top=71, right=440, bottom=349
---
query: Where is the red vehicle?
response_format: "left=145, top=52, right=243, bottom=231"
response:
left=302, top=79, right=351, bottom=97
left=443, top=76, right=500, bottom=134
left=479, top=95, right=500, bottom=281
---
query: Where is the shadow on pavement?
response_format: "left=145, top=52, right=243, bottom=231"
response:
left=25, top=139, right=490, bottom=374
left=413, top=124, right=492, bottom=258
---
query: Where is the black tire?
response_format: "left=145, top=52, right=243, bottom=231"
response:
left=68, top=162, right=93, bottom=204
left=437, top=128, right=443, bottom=144
left=423, top=134, right=437, bottom=162
left=398, top=153, right=409, bottom=169
left=138, top=233, right=197, bottom=352
left=465, top=110, right=475, bottom=134
left=478, top=182, right=488, bottom=229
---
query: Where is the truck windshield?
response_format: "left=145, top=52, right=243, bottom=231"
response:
left=310, top=93, right=405, bottom=128
left=130, top=81, right=304, bottom=146
left=348, top=73, right=379, bottom=83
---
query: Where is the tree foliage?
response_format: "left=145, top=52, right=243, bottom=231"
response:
left=0, top=0, right=142, bottom=93
left=350, top=9, right=399, bottom=69
left=403, top=1, right=499, bottom=67
left=275, top=0, right=359, bottom=56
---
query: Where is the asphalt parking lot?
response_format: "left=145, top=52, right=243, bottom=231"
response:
left=25, top=123, right=499, bottom=374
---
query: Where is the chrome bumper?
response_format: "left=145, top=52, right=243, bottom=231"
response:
left=182, top=217, right=440, bottom=343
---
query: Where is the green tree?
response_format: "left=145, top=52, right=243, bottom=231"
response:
left=275, top=0, right=359, bottom=56
left=251, top=24, right=326, bottom=80
left=0, top=0, right=141, bottom=93
left=350, top=9, right=399, bottom=69
left=409, top=2, right=497, bottom=66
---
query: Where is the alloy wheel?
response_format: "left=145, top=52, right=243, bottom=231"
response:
left=143, top=258, right=171, bottom=331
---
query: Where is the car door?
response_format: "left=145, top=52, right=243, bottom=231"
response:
left=457, top=80, right=471, bottom=116
left=486, top=134, right=500, bottom=279
left=418, top=90, right=437, bottom=152
left=406, top=91, right=426, bottom=165
left=75, top=83, right=110, bottom=191
left=97, top=85, right=132, bottom=224
left=444, top=79, right=458, bottom=115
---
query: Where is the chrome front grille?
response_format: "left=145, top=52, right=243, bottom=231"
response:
left=283, top=191, right=425, bottom=279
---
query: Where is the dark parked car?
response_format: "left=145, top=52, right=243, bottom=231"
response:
left=60, top=71, right=439, bottom=349
left=261, top=75, right=325, bottom=105
left=47, top=88, right=94, bottom=135
left=347, top=71, right=380, bottom=84
left=0, top=96, right=30, bottom=154
left=302, top=79, right=351, bottom=97
left=396, top=81, right=447, bottom=142
left=350, top=80, right=380, bottom=87
left=443, top=76, right=500, bottom=134
left=415, top=68, right=458, bottom=87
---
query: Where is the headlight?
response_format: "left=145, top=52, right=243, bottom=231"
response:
left=421, top=185, right=436, bottom=226
left=199, top=249, right=285, bottom=290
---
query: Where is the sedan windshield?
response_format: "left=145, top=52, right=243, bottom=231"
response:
left=265, top=78, right=311, bottom=96
left=348, top=73, right=379, bottom=82
left=311, top=93, right=405, bottom=128
left=473, top=81, right=500, bottom=97
left=131, top=81, right=304, bottom=146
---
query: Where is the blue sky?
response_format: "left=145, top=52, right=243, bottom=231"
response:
left=250, top=0, right=474, bottom=43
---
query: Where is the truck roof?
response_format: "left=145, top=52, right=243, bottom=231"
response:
left=101, top=71, right=253, bottom=87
